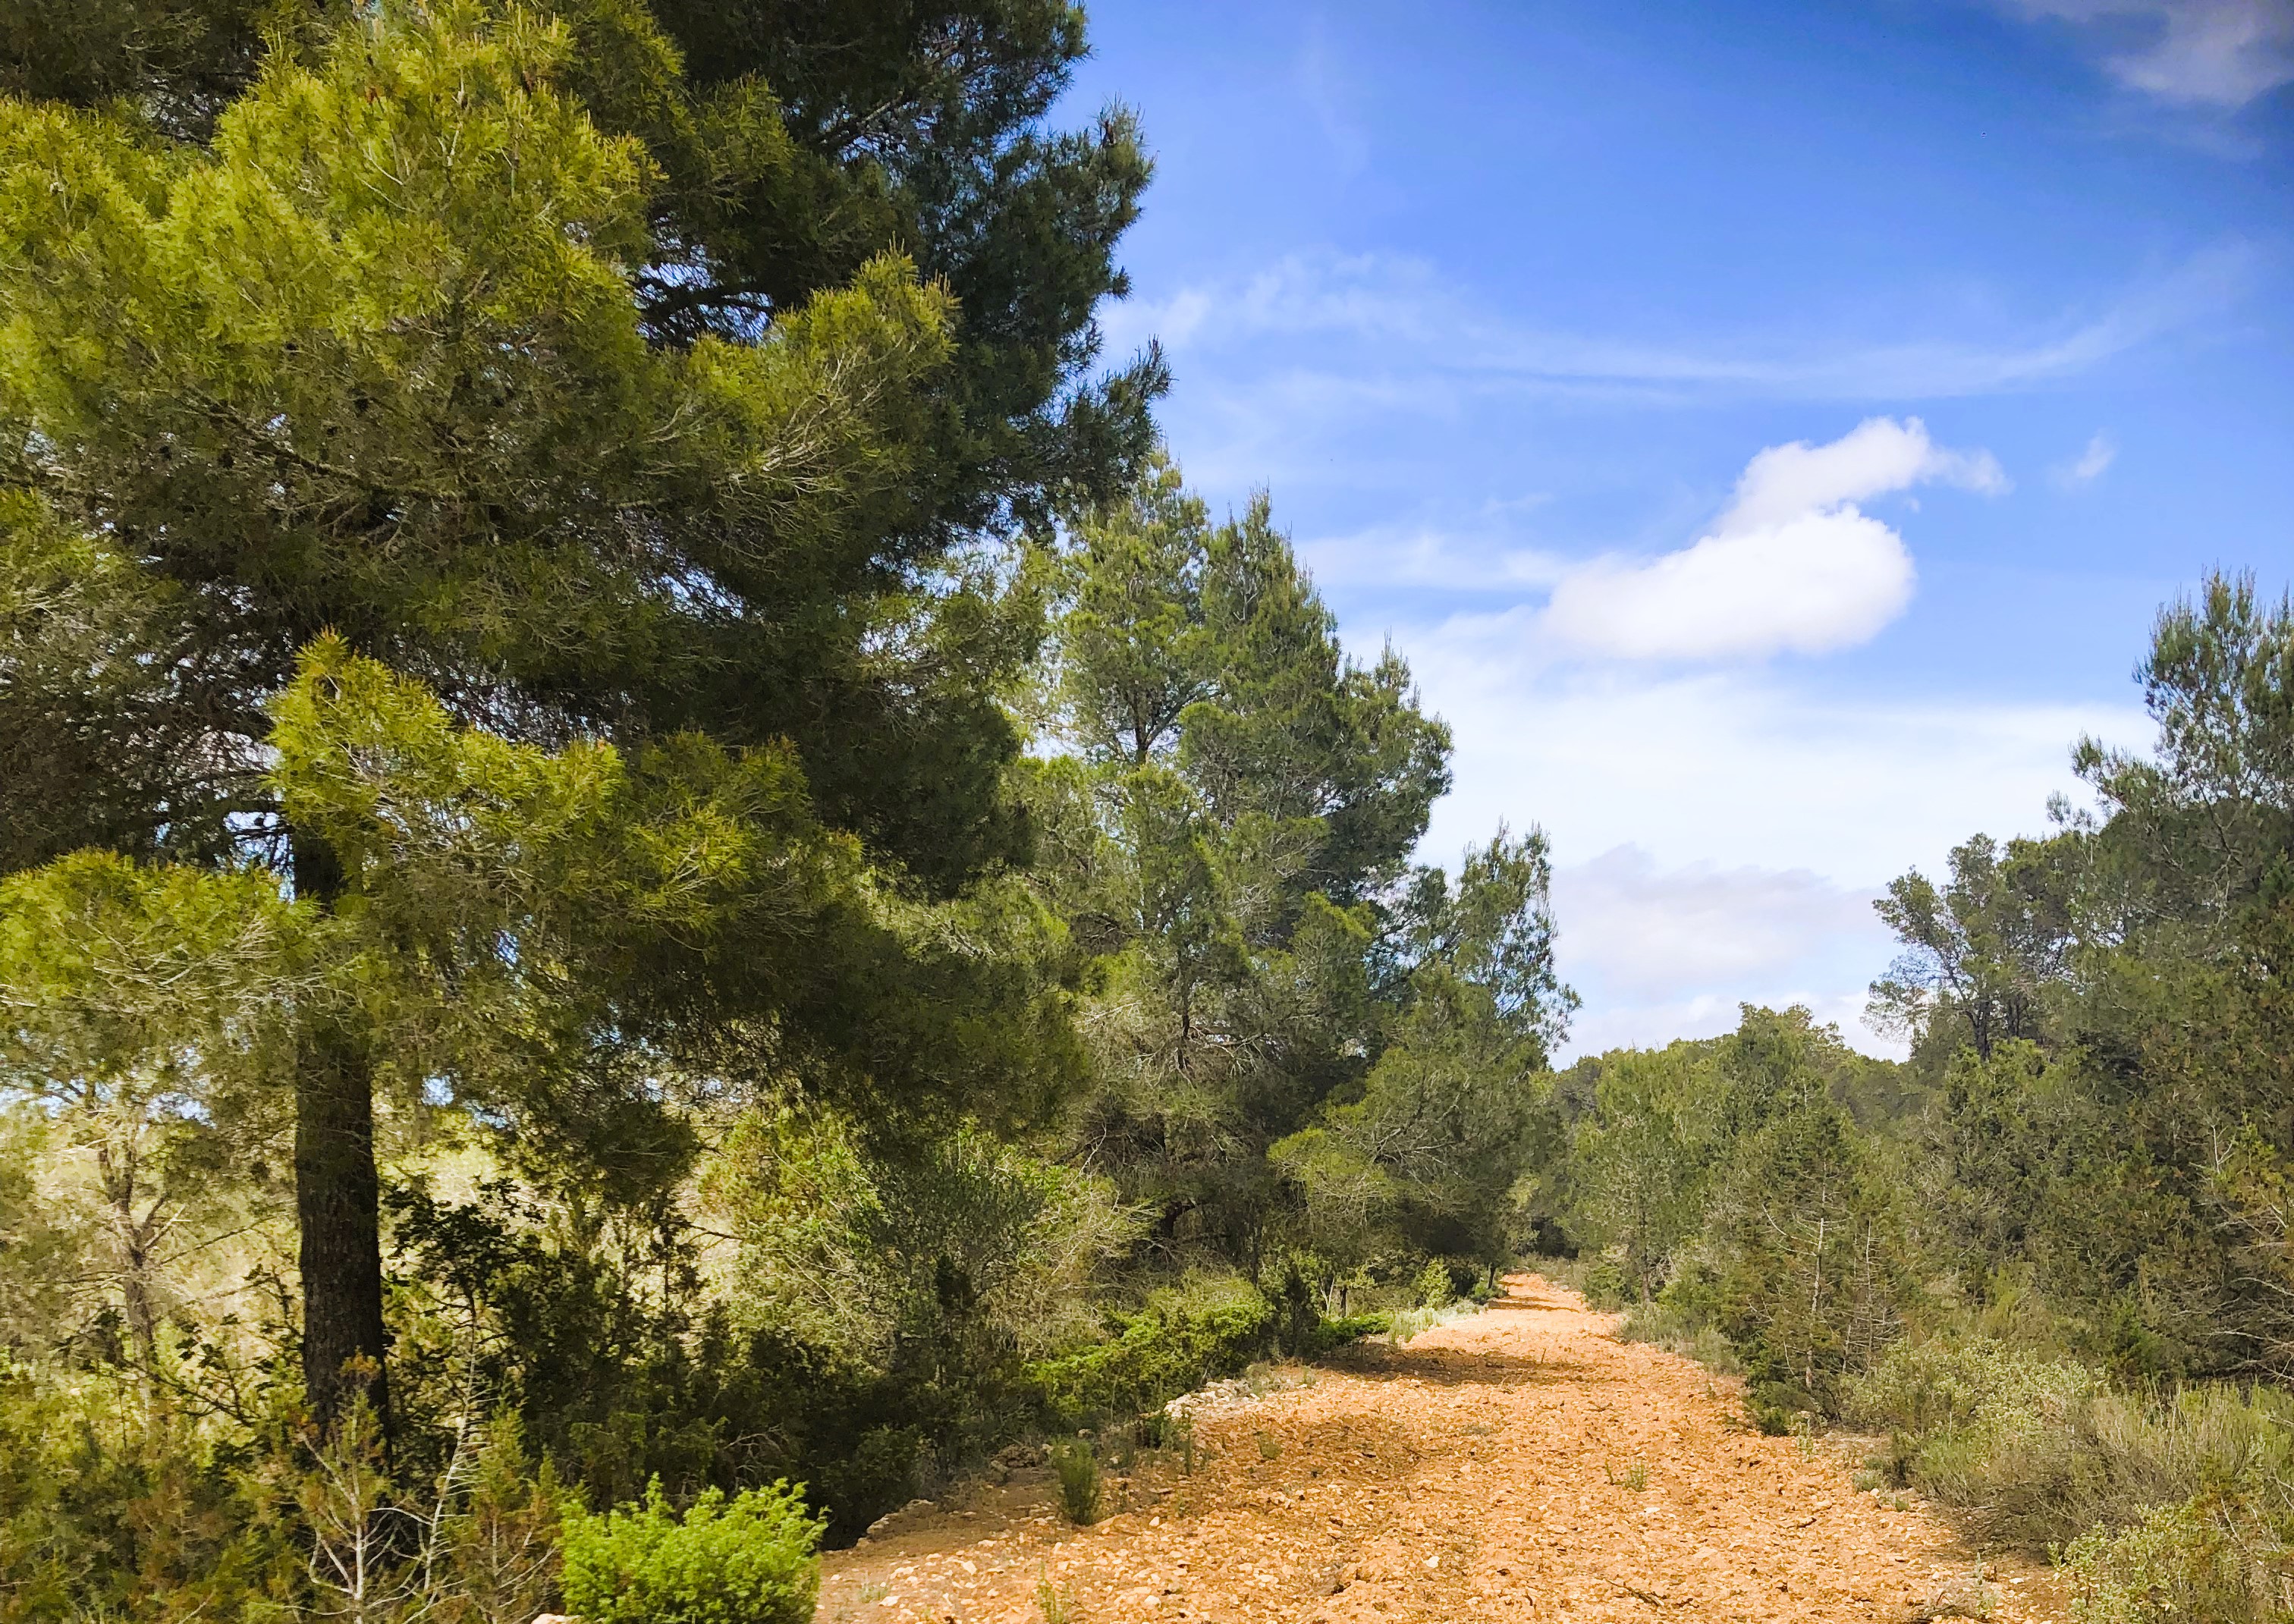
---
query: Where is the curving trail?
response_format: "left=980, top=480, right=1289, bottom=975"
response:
left=815, top=1274, right=2068, bottom=1624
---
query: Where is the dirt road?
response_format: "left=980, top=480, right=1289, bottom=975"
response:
left=816, top=1275, right=2067, bottom=1623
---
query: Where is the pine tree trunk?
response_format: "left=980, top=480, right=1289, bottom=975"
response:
left=291, top=829, right=391, bottom=1438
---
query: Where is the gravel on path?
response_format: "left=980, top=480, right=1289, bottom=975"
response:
left=815, top=1274, right=2069, bottom=1624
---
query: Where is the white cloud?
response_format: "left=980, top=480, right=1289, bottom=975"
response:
left=1553, top=847, right=1883, bottom=1001
left=1296, top=505, right=1564, bottom=594
left=1543, top=509, right=1915, bottom=661
left=1382, top=639, right=2151, bottom=1059
left=2057, top=431, right=2120, bottom=486
left=1406, top=644, right=2144, bottom=886
left=1538, top=418, right=2003, bottom=662
left=2013, top=0, right=2294, bottom=108
left=1719, top=416, right=2010, bottom=531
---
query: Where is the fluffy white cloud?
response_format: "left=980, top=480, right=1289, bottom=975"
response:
left=1718, top=416, right=2010, bottom=531
left=1539, top=418, right=2004, bottom=661
left=1542, top=509, right=1914, bottom=661
left=2013, top=0, right=2294, bottom=108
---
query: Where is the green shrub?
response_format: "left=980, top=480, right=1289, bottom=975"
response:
left=1413, top=1259, right=1454, bottom=1308
left=1847, top=1336, right=2104, bottom=1544
left=1616, top=1299, right=1744, bottom=1376
left=2060, top=1492, right=2287, bottom=1624
left=1388, top=1299, right=1482, bottom=1346
left=1312, top=1311, right=1389, bottom=1349
left=1023, top=1272, right=1384, bottom=1431
left=1849, top=1336, right=2100, bottom=1446
left=560, top=1478, right=823, bottom=1624
left=1024, top=1279, right=1274, bottom=1428
left=1046, top=1440, right=1101, bottom=1525
left=1577, top=1255, right=1630, bottom=1311
left=1850, top=1338, right=2294, bottom=1558
left=809, top=1425, right=920, bottom=1543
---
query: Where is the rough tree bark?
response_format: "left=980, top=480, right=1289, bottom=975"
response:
left=291, top=828, right=391, bottom=1438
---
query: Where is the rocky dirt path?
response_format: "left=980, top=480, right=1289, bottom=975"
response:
left=815, top=1274, right=2069, bottom=1623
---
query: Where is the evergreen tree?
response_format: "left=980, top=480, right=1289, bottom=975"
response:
left=1030, top=458, right=1573, bottom=1279
left=0, top=0, right=1149, bottom=1426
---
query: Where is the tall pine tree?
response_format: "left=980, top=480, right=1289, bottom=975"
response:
left=0, top=0, right=1152, bottom=1427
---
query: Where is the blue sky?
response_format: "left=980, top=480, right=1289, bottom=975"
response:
left=1064, top=0, right=2294, bottom=1057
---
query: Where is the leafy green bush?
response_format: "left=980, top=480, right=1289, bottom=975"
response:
left=559, top=1479, right=823, bottom=1624
left=1850, top=1336, right=2099, bottom=1453
left=1576, top=1255, right=1631, bottom=1311
left=1847, top=1336, right=2104, bottom=1543
left=1615, top=1299, right=1744, bottom=1376
left=1313, top=1311, right=1390, bottom=1349
left=0, top=1355, right=291, bottom=1624
left=1024, top=1279, right=1274, bottom=1428
left=1413, top=1259, right=1455, bottom=1308
left=1850, top=1337, right=2294, bottom=1560
left=2060, top=1492, right=2288, bottom=1624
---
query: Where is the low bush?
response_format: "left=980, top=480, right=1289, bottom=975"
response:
left=1849, top=1337, right=2099, bottom=1447
left=559, top=1478, right=822, bottom=1624
left=1576, top=1255, right=1632, bottom=1311
left=1388, top=1300, right=1479, bottom=1346
left=1046, top=1440, right=1101, bottom=1525
left=1313, top=1311, right=1390, bottom=1349
left=2060, top=1491, right=2292, bottom=1624
left=1849, top=1337, right=2105, bottom=1547
left=1024, top=1279, right=1274, bottom=1428
left=1615, top=1299, right=1743, bottom=1377
left=1848, top=1340, right=2294, bottom=1555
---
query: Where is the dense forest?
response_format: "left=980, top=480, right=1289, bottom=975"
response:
left=2, top=4, right=2291, bottom=1623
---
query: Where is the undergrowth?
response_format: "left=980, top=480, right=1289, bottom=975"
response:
left=1387, top=1299, right=1479, bottom=1346
left=1046, top=1440, right=1102, bottom=1526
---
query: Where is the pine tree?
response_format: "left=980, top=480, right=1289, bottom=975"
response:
left=0, top=0, right=1149, bottom=1427
left=1032, top=458, right=1469, bottom=1271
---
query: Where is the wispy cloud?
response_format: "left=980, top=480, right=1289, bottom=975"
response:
left=1300, top=527, right=1566, bottom=595
left=2010, top=0, right=2294, bottom=108
left=2055, top=431, right=2120, bottom=486
left=1392, top=645, right=2149, bottom=1057
left=1102, top=242, right=2258, bottom=404
left=1296, top=20, right=1371, bottom=174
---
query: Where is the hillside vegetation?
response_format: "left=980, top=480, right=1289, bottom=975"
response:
left=0, top=6, right=1561, bottom=1620
left=2, top=5, right=2290, bottom=1624
left=1535, top=576, right=2294, bottom=1621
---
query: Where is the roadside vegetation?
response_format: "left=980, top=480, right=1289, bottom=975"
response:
left=1532, top=576, right=2294, bottom=1622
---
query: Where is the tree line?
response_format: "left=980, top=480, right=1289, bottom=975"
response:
left=1537, top=577, right=2294, bottom=1620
